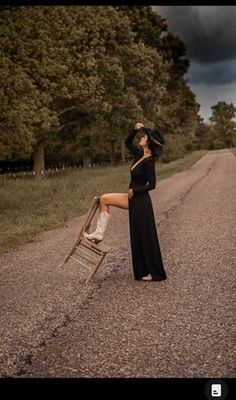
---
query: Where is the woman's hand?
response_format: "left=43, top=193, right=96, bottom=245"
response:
left=128, top=189, right=134, bottom=199
left=135, top=122, right=144, bottom=130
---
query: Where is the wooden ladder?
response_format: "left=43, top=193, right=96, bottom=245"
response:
left=60, top=196, right=110, bottom=284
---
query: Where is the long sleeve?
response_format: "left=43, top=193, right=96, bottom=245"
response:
left=124, top=129, right=142, bottom=157
left=142, top=127, right=152, bottom=136
left=132, top=158, right=156, bottom=194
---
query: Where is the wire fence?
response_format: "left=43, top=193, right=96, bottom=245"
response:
left=0, top=160, right=129, bottom=184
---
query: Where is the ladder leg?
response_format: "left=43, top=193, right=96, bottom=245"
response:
left=85, top=252, right=107, bottom=284
left=60, top=196, right=100, bottom=268
left=83, top=197, right=100, bottom=234
left=60, top=195, right=109, bottom=284
left=60, top=224, right=86, bottom=268
left=60, top=241, right=79, bottom=268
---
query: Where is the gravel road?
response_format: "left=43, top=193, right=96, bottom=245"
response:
left=0, top=149, right=235, bottom=378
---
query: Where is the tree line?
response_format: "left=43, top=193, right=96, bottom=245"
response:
left=0, top=6, right=235, bottom=176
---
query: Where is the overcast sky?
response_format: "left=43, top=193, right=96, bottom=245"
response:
left=153, top=6, right=236, bottom=122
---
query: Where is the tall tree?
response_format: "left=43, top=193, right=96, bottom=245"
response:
left=0, top=5, right=202, bottom=171
left=116, top=6, right=199, bottom=147
left=194, top=115, right=212, bottom=149
left=0, top=55, right=37, bottom=160
left=209, top=101, right=236, bottom=148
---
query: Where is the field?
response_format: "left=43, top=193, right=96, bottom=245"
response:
left=0, top=150, right=208, bottom=253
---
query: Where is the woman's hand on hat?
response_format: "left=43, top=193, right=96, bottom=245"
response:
left=135, top=122, right=144, bottom=130
left=128, top=189, right=134, bottom=199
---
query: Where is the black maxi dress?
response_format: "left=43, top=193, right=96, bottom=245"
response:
left=125, top=129, right=167, bottom=281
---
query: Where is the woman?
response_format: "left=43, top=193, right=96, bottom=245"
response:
left=83, top=122, right=167, bottom=282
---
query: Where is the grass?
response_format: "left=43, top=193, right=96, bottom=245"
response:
left=0, top=150, right=208, bottom=253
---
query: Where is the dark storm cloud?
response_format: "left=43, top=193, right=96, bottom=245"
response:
left=152, top=6, right=236, bottom=121
left=153, top=6, right=236, bottom=63
left=188, top=59, right=236, bottom=85
left=189, top=82, right=236, bottom=121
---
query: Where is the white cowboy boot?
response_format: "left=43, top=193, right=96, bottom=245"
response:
left=83, top=211, right=111, bottom=243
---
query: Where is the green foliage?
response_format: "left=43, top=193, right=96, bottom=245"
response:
left=0, top=5, right=201, bottom=166
left=209, top=102, right=236, bottom=148
left=194, top=116, right=213, bottom=150
left=161, top=134, right=188, bottom=162
left=194, top=102, right=236, bottom=150
left=0, top=55, right=37, bottom=159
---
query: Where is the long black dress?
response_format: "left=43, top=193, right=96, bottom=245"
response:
left=125, top=129, right=167, bottom=281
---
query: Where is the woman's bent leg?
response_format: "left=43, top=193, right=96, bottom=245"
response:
left=99, top=193, right=129, bottom=212
left=83, top=193, right=129, bottom=242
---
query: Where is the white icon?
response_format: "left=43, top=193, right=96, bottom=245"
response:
left=211, top=384, right=222, bottom=397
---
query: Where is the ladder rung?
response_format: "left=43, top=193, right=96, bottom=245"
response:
left=70, top=256, right=93, bottom=270
left=75, top=245, right=98, bottom=261
left=80, top=238, right=110, bottom=253
left=80, top=240, right=103, bottom=256
left=60, top=197, right=109, bottom=283
left=82, top=239, right=109, bottom=254
left=74, top=251, right=97, bottom=265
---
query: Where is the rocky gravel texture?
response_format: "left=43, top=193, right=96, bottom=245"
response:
left=0, top=149, right=235, bottom=378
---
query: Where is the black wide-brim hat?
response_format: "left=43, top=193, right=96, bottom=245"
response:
left=145, top=128, right=165, bottom=158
